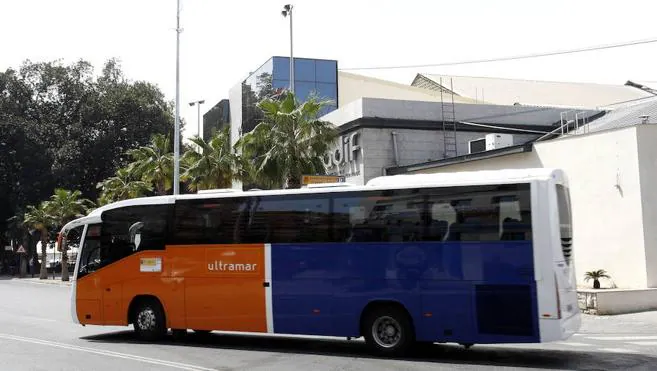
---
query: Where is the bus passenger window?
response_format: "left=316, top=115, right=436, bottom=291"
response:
left=99, top=205, right=171, bottom=267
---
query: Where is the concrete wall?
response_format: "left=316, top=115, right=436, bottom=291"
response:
left=408, top=126, right=650, bottom=289
left=362, top=128, right=537, bottom=185
left=579, top=289, right=657, bottom=315
left=636, top=125, right=657, bottom=287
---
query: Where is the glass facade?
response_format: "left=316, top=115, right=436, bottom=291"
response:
left=202, top=99, right=230, bottom=141
left=240, top=56, right=338, bottom=135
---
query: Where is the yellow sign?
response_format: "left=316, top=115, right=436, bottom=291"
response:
left=302, top=175, right=346, bottom=185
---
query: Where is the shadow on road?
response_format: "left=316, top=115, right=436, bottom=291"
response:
left=81, top=330, right=657, bottom=370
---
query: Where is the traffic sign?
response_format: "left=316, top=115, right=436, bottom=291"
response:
left=16, top=246, right=26, bottom=254
left=302, top=175, right=346, bottom=185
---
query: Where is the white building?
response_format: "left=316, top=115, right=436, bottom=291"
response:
left=412, top=74, right=655, bottom=109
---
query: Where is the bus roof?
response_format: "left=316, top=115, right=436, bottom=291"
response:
left=86, top=168, right=564, bottom=218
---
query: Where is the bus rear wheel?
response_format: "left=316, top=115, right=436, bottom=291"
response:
left=132, top=298, right=167, bottom=342
left=362, top=305, right=415, bottom=356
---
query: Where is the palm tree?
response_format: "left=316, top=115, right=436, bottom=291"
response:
left=235, top=91, right=338, bottom=189
left=23, top=203, right=56, bottom=280
left=126, top=133, right=174, bottom=195
left=181, top=127, right=242, bottom=191
left=45, top=189, right=95, bottom=281
left=584, top=269, right=611, bottom=289
left=97, top=167, right=153, bottom=205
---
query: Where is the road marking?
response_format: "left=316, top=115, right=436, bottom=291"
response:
left=0, top=333, right=216, bottom=371
left=587, top=336, right=657, bottom=341
left=627, top=341, right=657, bottom=346
left=598, top=348, right=640, bottom=354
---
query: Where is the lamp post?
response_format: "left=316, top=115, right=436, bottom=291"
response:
left=189, top=100, right=205, bottom=139
left=281, top=4, right=294, bottom=94
left=173, top=0, right=183, bottom=195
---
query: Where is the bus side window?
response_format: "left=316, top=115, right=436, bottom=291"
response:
left=430, top=202, right=456, bottom=241
left=173, top=199, right=243, bottom=245
left=100, top=205, right=171, bottom=266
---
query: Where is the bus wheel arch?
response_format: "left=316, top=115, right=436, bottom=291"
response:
left=359, top=300, right=416, bottom=356
left=127, top=295, right=167, bottom=342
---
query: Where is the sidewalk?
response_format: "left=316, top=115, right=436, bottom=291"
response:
left=3, top=273, right=73, bottom=286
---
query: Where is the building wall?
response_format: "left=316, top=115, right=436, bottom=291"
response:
left=408, top=126, right=649, bottom=289
left=229, top=82, right=243, bottom=190
left=361, top=128, right=537, bottom=185
left=337, top=72, right=476, bottom=107
left=636, top=125, right=657, bottom=287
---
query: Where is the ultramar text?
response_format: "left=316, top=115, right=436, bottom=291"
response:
left=208, top=260, right=258, bottom=272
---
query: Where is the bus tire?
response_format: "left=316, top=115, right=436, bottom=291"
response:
left=362, top=305, right=415, bottom=356
left=132, top=298, right=167, bottom=342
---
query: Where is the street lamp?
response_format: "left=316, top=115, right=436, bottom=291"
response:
left=189, top=100, right=205, bottom=139
left=281, top=4, right=294, bottom=94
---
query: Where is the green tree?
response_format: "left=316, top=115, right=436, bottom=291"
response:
left=584, top=269, right=611, bottom=289
left=181, top=127, right=242, bottom=191
left=126, top=133, right=174, bottom=196
left=97, top=167, right=153, bottom=205
left=0, top=58, right=176, bottom=239
left=235, top=91, right=338, bottom=189
left=44, top=189, right=95, bottom=281
left=23, top=203, right=56, bottom=280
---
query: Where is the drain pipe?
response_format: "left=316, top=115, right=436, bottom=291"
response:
left=391, top=131, right=400, bottom=166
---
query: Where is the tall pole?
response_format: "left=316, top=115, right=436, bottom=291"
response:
left=283, top=4, right=294, bottom=94
left=289, top=7, right=294, bottom=94
left=173, top=0, right=181, bottom=195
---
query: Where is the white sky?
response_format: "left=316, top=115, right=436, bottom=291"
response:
left=2, top=0, right=656, bottom=140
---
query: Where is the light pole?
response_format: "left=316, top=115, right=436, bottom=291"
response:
left=281, top=4, right=294, bottom=94
left=189, top=100, right=205, bottom=139
left=173, top=0, right=183, bottom=195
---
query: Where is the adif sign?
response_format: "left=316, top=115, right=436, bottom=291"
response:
left=323, top=131, right=362, bottom=176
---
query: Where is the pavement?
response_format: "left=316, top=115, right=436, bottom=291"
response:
left=1, top=276, right=657, bottom=371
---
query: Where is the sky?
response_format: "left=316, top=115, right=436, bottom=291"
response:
left=2, top=0, right=656, bottom=140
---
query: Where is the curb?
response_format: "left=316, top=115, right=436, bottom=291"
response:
left=5, top=278, right=72, bottom=287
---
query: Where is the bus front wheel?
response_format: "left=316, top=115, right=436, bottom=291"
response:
left=362, top=305, right=415, bottom=356
left=132, top=298, right=167, bottom=342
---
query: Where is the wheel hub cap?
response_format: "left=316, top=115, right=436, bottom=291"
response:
left=137, top=308, right=156, bottom=330
left=372, top=316, right=402, bottom=348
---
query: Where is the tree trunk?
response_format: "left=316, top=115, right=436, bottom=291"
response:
left=593, top=279, right=601, bottom=289
left=39, top=229, right=48, bottom=279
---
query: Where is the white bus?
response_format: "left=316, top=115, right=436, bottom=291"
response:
left=60, top=168, right=579, bottom=355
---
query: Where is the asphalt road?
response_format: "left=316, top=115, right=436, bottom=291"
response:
left=1, top=277, right=657, bottom=371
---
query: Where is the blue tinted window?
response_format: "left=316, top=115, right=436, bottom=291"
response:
left=294, top=59, right=315, bottom=82
left=295, top=81, right=317, bottom=102
left=316, top=82, right=338, bottom=104
left=318, top=104, right=337, bottom=117
left=316, top=60, right=337, bottom=83
left=273, top=79, right=289, bottom=91
left=272, top=57, right=290, bottom=81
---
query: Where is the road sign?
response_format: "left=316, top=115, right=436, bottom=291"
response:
left=301, top=175, right=346, bottom=185
left=16, top=246, right=26, bottom=254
